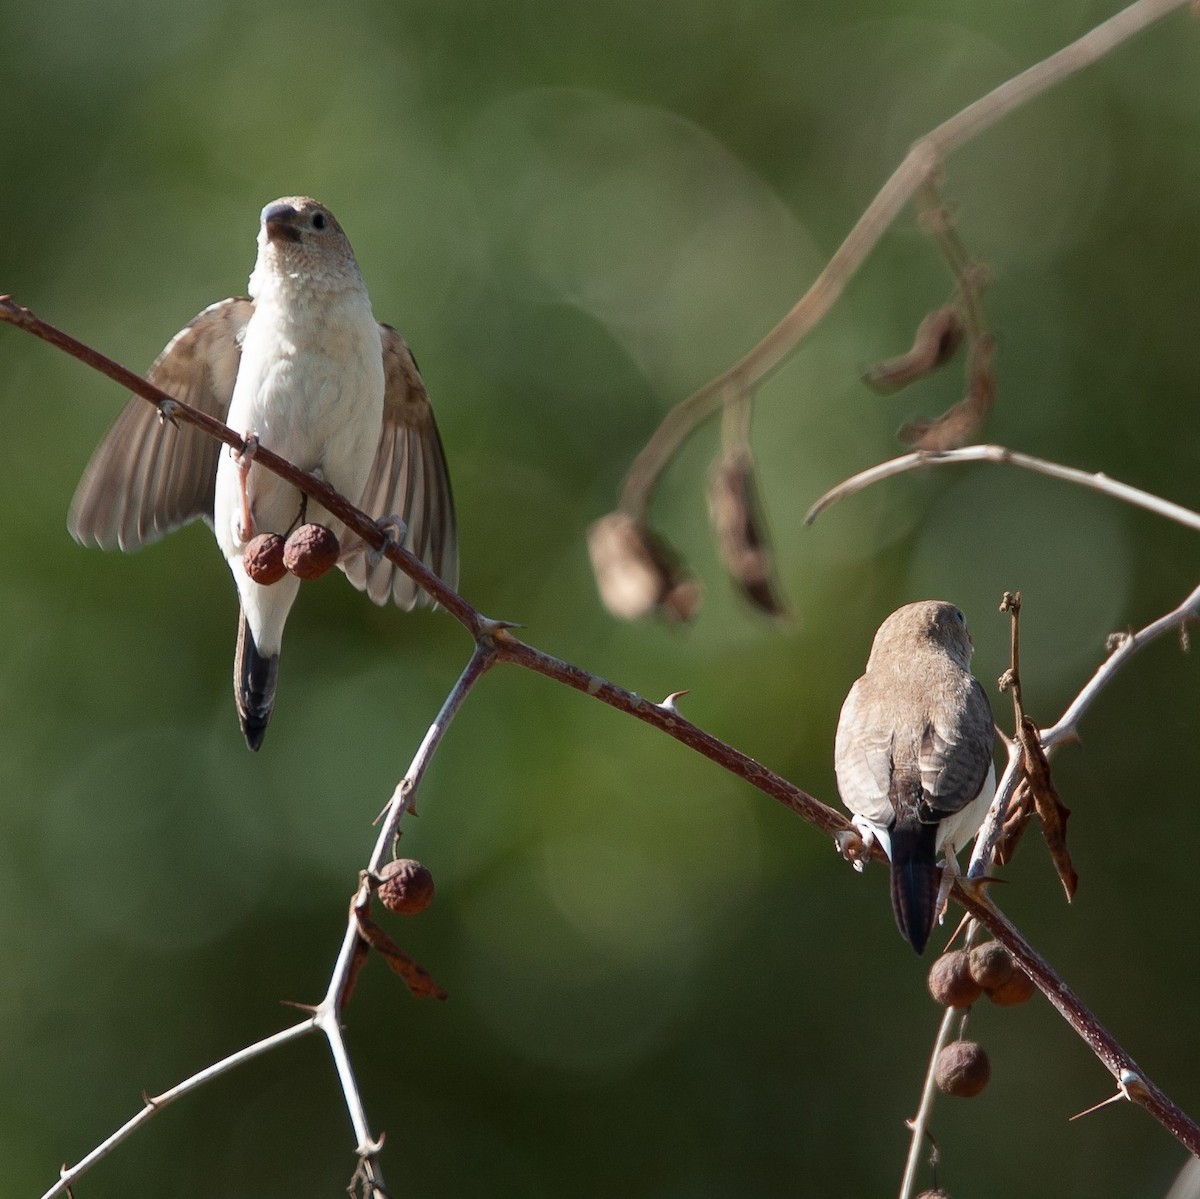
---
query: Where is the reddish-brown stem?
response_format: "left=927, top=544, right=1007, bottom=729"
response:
left=959, top=892, right=1200, bottom=1154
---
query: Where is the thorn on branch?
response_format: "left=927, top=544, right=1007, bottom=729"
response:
left=1069, top=1069, right=1151, bottom=1122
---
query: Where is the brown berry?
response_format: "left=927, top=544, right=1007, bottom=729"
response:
left=987, top=966, right=1036, bottom=1007
left=283, top=522, right=340, bottom=579
left=928, top=950, right=982, bottom=1009
left=243, top=533, right=287, bottom=585
left=376, top=858, right=435, bottom=915
left=968, top=942, right=1015, bottom=990
left=935, top=1039, right=991, bottom=1098
left=915, top=1191, right=951, bottom=1198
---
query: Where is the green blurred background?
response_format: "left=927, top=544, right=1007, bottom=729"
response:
left=3, top=0, right=1199, bottom=1195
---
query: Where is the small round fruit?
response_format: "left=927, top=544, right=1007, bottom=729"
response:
left=928, top=950, right=982, bottom=1009
left=377, top=859, right=435, bottom=915
left=243, top=533, right=287, bottom=585
left=283, top=523, right=340, bottom=579
left=935, top=1039, right=991, bottom=1098
left=968, top=942, right=1015, bottom=990
left=987, top=967, right=1036, bottom=1007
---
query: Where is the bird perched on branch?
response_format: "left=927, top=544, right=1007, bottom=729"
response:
left=834, top=600, right=995, bottom=954
left=69, top=196, right=458, bottom=751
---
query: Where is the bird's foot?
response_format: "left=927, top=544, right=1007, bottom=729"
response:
left=232, top=433, right=259, bottom=542
left=368, top=516, right=408, bottom=566
left=835, top=816, right=878, bottom=873
left=934, top=853, right=960, bottom=926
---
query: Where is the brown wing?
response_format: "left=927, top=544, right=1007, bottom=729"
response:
left=68, top=297, right=252, bottom=551
left=833, top=676, right=899, bottom=828
left=918, top=675, right=995, bottom=818
left=341, top=324, right=459, bottom=610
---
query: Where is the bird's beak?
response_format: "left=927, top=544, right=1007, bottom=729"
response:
left=262, top=202, right=301, bottom=244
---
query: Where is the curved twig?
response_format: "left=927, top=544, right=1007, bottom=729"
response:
left=804, top=443, right=1200, bottom=532
left=617, top=0, right=1191, bottom=514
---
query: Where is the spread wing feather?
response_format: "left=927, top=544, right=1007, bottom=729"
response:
left=341, top=325, right=459, bottom=609
left=68, top=298, right=251, bottom=550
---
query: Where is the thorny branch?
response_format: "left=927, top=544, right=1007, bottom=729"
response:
left=6, top=294, right=1200, bottom=1189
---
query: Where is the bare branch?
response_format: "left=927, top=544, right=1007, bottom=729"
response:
left=1043, top=579, right=1200, bottom=749
left=315, top=644, right=496, bottom=1176
left=899, top=1005, right=960, bottom=1199
left=39, top=1020, right=315, bottom=1199
left=804, top=443, right=1200, bottom=532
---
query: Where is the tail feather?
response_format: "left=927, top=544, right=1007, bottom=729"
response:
left=234, top=612, right=278, bottom=752
left=888, top=818, right=941, bottom=954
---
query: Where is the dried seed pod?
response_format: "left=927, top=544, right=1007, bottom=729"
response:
left=968, top=942, right=1015, bottom=990
left=864, top=306, right=964, bottom=393
left=376, top=858, right=435, bottom=916
left=243, top=532, right=287, bottom=585
left=586, top=511, right=702, bottom=623
left=899, top=336, right=996, bottom=451
left=283, top=522, right=340, bottom=579
left=935, top=1039, right=991, bottom=1098
left=707, top=449, right=787, bottom=617
left=987, top=966, right=1036, bottom=1007
left=928, top=949, right=983, bottom=1009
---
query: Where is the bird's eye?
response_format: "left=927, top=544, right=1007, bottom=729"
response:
left=312, top=212, right=327, bottom=230
left=952, top=608, right=965, bottom=624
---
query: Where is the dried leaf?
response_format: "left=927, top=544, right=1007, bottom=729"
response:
left=338, top=934, right=372, bottom=1009
left=707, top=449, right=787, bottom=617
left=864, top=306, right=964, bottom=394
left=355, top=909, right=448, bottom=1001
left=1018, top=715, right=1078, bottom=900
left=994, top=778, right=1034, bottom=866
left=587, top=511, right=702, bottom=623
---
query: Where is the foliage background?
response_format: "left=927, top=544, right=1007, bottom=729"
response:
left=2, top=1, right=1198, bottom=1195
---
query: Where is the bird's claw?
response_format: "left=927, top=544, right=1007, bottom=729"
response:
left=836, top=818, right=877, bottom=873
left=369, top=516, right=408, bottom=565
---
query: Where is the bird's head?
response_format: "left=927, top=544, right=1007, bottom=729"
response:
left=250, top=196, right=363, bottom=296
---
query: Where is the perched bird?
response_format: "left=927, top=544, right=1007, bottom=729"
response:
left=834, top=601, right=995, bottom=954
left=69, top=197, right=458, bottom=750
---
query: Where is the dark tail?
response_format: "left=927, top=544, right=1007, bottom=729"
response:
left=234, top=611, right=278, bottom=752
left=888, top=817, right=941, bottom=954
